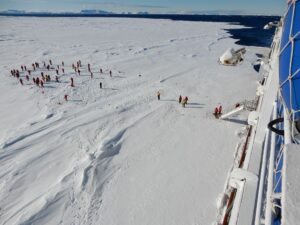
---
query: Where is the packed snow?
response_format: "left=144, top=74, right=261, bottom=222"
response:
left=0, top=17, right=267, bottom=225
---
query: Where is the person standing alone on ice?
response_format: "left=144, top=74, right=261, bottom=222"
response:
left=100, top=82, right=102, bottom=89
left=157, top=91, right=161, bottom=100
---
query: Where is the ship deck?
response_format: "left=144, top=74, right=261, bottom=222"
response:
left=283, top=143, right=300, bottom=225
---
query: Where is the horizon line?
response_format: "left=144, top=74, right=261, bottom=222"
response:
left=0, top=10, right=282, bottom=17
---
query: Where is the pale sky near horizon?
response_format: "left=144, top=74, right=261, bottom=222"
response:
left=0, top=0, right=285, bottom=15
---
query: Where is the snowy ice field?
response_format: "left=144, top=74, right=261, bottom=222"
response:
left=0, top=17, right=267, bottom=225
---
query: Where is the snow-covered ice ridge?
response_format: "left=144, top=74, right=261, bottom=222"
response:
left=0, top=17, right=267, bottom=225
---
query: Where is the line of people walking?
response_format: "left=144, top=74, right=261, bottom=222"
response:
left=156, top=91, right=189, bottom=107
left=156, top=91, right=224, bottom=120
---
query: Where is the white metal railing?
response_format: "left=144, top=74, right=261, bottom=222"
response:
left=254, top=129, right=270, bottom=225
left=265, top=101, right=277, bottom=225
left=256, top=102, right=288, bottom=225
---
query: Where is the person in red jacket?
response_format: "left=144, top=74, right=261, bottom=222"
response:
left=214, top=107, right=218, bottom=115
left=64, top=94, right=68, bottom=101
left=214, top=107, right=219, bottom=118
left=218, top=105, right=222, bottom=115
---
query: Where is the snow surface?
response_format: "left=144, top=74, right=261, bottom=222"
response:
left=0, top=17, right=267, bottom=225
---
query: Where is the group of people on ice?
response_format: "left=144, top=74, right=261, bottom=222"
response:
left=213, top=105, right=223, bottom=118
left=11, top=60, right=226, bottom=118
left=10, top=60, right=66, bottom=88
left=9, top=59, right=116, bottom=103
left=71, top=60, right=112, bottom=79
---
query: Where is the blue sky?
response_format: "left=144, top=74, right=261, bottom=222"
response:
left=0, top=0, right=285, bottom=15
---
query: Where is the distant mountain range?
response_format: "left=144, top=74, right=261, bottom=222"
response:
left=0, top=9, right=151, bottom=15
left=80, top=10, right=112, bottom=14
